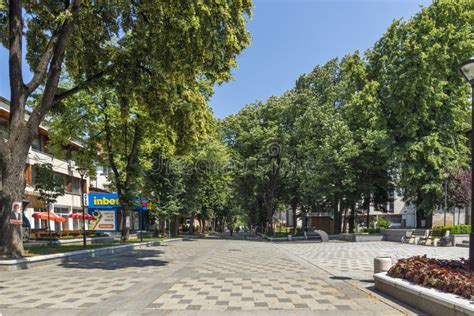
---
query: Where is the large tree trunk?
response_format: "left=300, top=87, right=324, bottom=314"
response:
left=119, top=201, right=131, bottom=243
left=349, top=202, right=356, bottom=233
left=170, top=216, right=177, bottom=236
left=200, top=218, right=205, bottom=233
left=1, top=0, right=82, bottom=257
left=415, top=192, right=427, bottom=228
left=189, top=212, right=195, bottom=235
left=0, top=95, right=36, bottom=257
left=0, top=161, right=28, bottom=257
left=291, top=199, right=298, bottom=231
left=263, top=189, right=275, bottom=235
left=342, top=206, right=348, bottom=233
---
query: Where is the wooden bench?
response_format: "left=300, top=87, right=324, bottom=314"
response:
left=418, top=230, right=450, bottom=247
left=401, top=229, right=428, bottom=244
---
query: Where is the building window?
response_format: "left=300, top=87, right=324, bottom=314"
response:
left=31, top=135, right=48, bottom=153
left=388, top=190, right=395, bottom=213
left=71, top=177, right=82, bottom=194
left=34, top=216, right=42, bottom=229
left=389, top=201, right=395, bottom=213
left=54, top=207, right=70, bottom=231
left=72, top=208, right=82, bottom=230
left=33, top=208, right=47, bottom=229
left=31, top=136, right=41, bottom=151
left=54, top=173, right=68, bottom=191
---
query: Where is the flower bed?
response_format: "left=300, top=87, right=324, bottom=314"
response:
left=387, top=256, right=473, bottom=300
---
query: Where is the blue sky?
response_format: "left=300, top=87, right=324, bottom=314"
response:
left=0, top=0, right=432, bottom=118
left=209, top=0, right=432, bottom=118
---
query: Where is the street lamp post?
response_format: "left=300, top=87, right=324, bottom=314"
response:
left=458, top=57, right=474, bottom=271
left=444, top=172, right=449, bottom=226
left=77, top=167, right=88, bottom=249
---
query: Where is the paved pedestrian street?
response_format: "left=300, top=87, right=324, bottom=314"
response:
left=276, top=241, right=469, bottom=289
left=0, top=239, right=469, bottom=315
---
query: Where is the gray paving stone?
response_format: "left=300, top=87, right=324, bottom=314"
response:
left=316, top=299, right=331, bottom=304
left=186, top=305, right=201, bottom=310
left=336, top=305, right=353, bottom=310
left=0, top=239, right=448, bottom=314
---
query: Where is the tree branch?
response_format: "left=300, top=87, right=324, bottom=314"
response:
left=131, top=0, right=150, bottom=24
left=124, top=120, right=143, bottom=189
left=28, top=0, right=81, bottom=132
left=102, top=99, right=122, bottom=195
left=9, top=0, right=24, bottom=99
left=53, top=70, right=107, bottom=104
left=8, top=0, right=27, bottom=129
left=25, top=30, right=60, bottom=93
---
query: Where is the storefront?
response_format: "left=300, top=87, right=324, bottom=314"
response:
left=87, top=193, right=149, bottom=232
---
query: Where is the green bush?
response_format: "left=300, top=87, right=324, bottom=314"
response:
left=432, top=225, right=471, bottom=235
left=377, top=218, right=391, bottom=229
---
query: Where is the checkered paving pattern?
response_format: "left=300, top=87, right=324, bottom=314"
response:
left=276, top=241, right=469, bottom=281
left=0, top=239, right=429, bottom=315
left=0, top=241, right=203, bottom=311
left=190, top=246, right=303, bottom=275
left=0, top=275, right=144, bottom=309
left=148, top=276, right=360, bottom=311
left=145, top=240, right=399, bottom=313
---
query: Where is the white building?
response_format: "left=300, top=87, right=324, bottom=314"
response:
left=0, top=96, right=91, bottom=232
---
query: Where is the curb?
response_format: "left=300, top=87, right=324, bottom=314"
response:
left=0, top=238, right=182, bottom=271
left=374, top=272, right=473, bottom=316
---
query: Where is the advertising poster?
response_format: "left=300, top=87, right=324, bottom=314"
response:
left=10, top=202, right=23, bottom=225
left=89, top=210, right=116, bottom=231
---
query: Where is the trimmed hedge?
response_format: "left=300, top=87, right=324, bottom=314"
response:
left=432, top=224, right=471, bottom=235
left=387, top=256, right=473, bottom=300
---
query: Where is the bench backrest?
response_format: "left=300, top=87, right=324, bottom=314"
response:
left=412, top=229, right=428, bottom=237
left=430, top=230, right=449, bottom=237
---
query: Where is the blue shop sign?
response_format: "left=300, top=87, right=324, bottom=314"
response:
left=88, top=193, right=119, bottom=209
left=88, top=193, right=149, bottom=211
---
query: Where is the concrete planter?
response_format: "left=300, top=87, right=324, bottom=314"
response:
left=380, top=228, right=413, bottom=242
left=0, top=238, right=181, bottom=271
left=374, top=256, right=393, bottom=274
left=374, top=272, right=473, bottom=316
left=263, top=235, right=305, bottom=242
left=453, top=235, right=469, bottom=248
left=339, top=233, right=384, bottom=242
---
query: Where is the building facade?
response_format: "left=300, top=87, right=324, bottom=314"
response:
left=0, top=97, right=90, bottom=232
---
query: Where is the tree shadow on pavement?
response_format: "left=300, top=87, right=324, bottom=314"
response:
left=58, top=249, right=169, bottom=270
left=330, top=276, right=352, bottom=281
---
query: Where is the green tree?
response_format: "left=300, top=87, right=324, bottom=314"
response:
left=0, top=0, right=252, bottom=256
left=366, top=0, right=473, bottom=227
left=292, top=59, right=359, bottom=234
left=339, top=52, right=394, bottom=232
left=34, top=163, right=66, bottom=244
left=222, top=95, right=293, bottom=234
